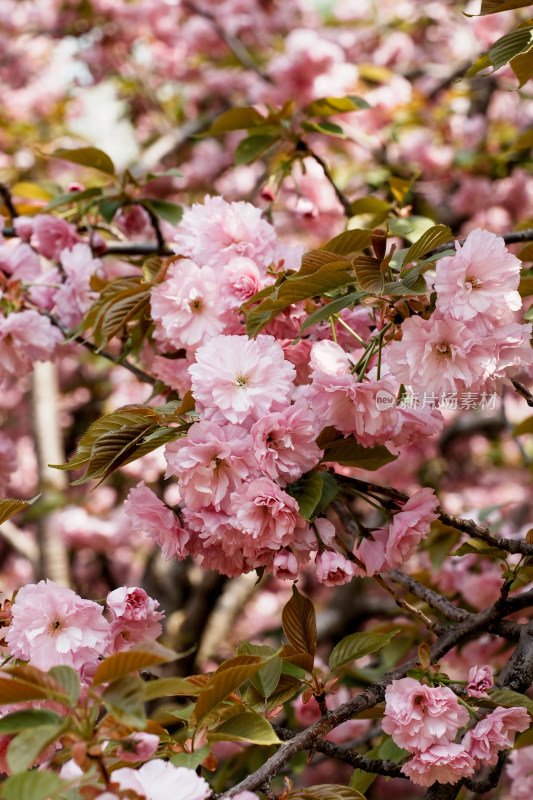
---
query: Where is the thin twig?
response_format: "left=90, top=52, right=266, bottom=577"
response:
left=44, top=312, right=157, bottom=386
left=511, top=378, right=533, bottom=407
left=182, top=1, right=273, bottom=83
left=0, top=184, right=18, bottom=220
left=427, top=228, right=533, bottom=257
left=306, top=150, right=353, bottom=218
left=372, top=572, right=442, bottom=634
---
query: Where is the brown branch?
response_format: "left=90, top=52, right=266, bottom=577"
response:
left=428, top=228, right=533, bottom=256
left=182, top=1, right=273, bottom=83
left=222, top=597, right=515, bottom=796
left=0, top=184, right=18, bottom=220
left=306, top=150, right=353, bottom=219
left=511, top=378, right=533, bottom=407
left=463, top=751, right=508, bottom=794
left=273, top=725, right=405, bottom=777
left=44, top=312, right=157, bottom=387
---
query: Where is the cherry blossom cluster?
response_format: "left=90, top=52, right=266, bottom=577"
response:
left=3, top=579, right=164, bottom=673
left=383, top=676, right=530, bottom=787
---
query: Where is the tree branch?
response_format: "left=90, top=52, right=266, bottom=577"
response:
left=306, top=150, right=353, bottom=219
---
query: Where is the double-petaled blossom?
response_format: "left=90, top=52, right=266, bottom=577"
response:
left=106, top=586, right=164, bottom=652
left=383, top=677, right=469, bottom=752
left=5, top=579, right=110, bottom=671
left=401, top=743, right=475, bottom=787
left=315, top=550, right=358, bottom=586
left=466, top=665, right=493, bottom=698
left=124, top=481, right=189, bottom=560
left=189, top=334, right=295, bottom=425
left=110, top=760, right=211, bottom=800
left=434, top=228, right=521, bottom=323
left=0, top=310, right=63, bottom=385
left=463, top=706, right=530, bottom=766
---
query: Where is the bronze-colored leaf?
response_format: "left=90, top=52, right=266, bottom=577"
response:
left=282, top=586, right=317, bottom=656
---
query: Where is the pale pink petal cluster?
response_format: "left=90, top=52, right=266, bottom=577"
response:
left=219, top=257, right=264, bottom=310
left=165, top=421, right=255, bottom=511
left=111, top=760, right=211, bottom=800
left=401, top=743, right=475, bottom=787
left=435, top=229, right=521, bottom=322
left=463, top=706, right=530, bottom=766
left=173, top=195, right=302, bottom=273
left=383, top=677, right=469, bottom=752
left=250, top=399, right=321, bottom=486
left=106, top=586, right=164, bottom=652
left=385, top=488, right=439, bottom=569
left=506, top=745, right=533, bottom=800
left=466, top=665, right=493, bottom=698
left=0, top=309, right=63, bottom=384
left=151, top=259, right=232, bottom=351
left=189, top=334, right=295, bottom=425
left=124, top=481, right=189, bottom=560
left=115, top=732, right=159, bottom=763
left=315, top=550, right=358, bottom=586
left=30, top=214, right=79, bottom=260
left=5, top=579, right=110, bottom=670
left=55, top=243, right=103, bottom=328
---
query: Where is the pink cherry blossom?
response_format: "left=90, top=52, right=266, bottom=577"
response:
left=466, top=665, right=493, bottom=698
left=173, top=194, right=302, bottom=273
left=272, top=549, right=299, bottom=580
left=107, top=586, right=164, bottom=652
left=0, top=309, right=63, bottom=384
left=435, top=228, right=521, bottom=323
left=219, top=256, right=264, bottom=310
left=124, top=481, right=189, bottom=560
left=383, top=677, right=469, bottom=752
left=165, top=421, right=255, bottom=511
left=383, top=314, right=494, bottom=395
left=55, top=243, right=102, bottom=328
left=463, top=706, right=530, bottom=766
left=506, top=745, right=533, bottom=800
left=385, top=488, right=439, bottom=569
left=0, top=242, right=41, bottom=282
left=401, top=743, right=475, bottom=787
left=315, top=550, right=358, bottom=586
left=111, top=760, right=211, bottom=800
left=189, top=334, right=295, bottom=425
left=353, top=527, right=389, bottom=577
left=250, top=399, right=321, bottom=486
left=151, top=259, right=232, bottom=351
left=230, top=477, right=305, bottom=562
left=31, top=214, right=79, bottom=260
left=5, top=579, right=110, bottom=670
left=115, top=732, right=159, bottom=763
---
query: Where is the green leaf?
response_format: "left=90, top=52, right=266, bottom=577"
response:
left=93, top=640, right=179, bottom=686
left=7, top=723, right=66, bottom=773
left=250, top=657, right=283, bottom=699
left=322, top=228, right=372, bottom=256
left=514, top=416, right=533, bottom=435
left=489, top=26, right=533, bottom=72
left=349, top=197, right=392, bottom=222
left=378, top=733, right=410, bottom=761
left=480, top=0, right=533, bottom=13
left=99, top=198, right=122, bottom=222
left=282, top=585, right=317, bottom=656
left=287, top=785, right=365, bottom=800
left=329, top=630, right=400, bottom=671
left=402, top=224, right=453, bottom=267
left=102, top=675, right=146, bottom=728
left=51, top=146, right=116, bottom=176
left=143, top=676, right=203, bottom=701
left=300, top=251, right=351, bottom=275
left=143, top=199, right=183, bottom=225
left=301, top=120, right=346, bottom=138
left=210, top=711, right=281, bottom=745
left=286, top=472, right=338, bottom=520
left=1, top=770, right=69, bottom=800
left=0, top=498, right=30, bottom=525
left=234, top=134, right=278, bottom=165
left=170, top=746, right=210, bottom=769
left=352, top=255, right=383, bottom=293
left=511, top=44, right=533, bottom=86
left=305, top=96, right=370, bottom=116
left=201, top=107, right=268, bottom=135
left=42, top=186, right=105, bottom=212
left=388, top=215, right=436, bottom=242
left=145, top=167, right=183, bottom=179
left=0, top=709, right=63, bottom=734
left=300, top=292, right=366, bottom=334
left=0, top=677, right=50, bottom=704
left=194, top=656, right=269, bottom=721
left=452, top=538, right=507, bottom=559
left=322, top=437, right=397, bottom=470
left=489, top=688, right=533, bottom=717
left=48, top=666, right=81, bottom=703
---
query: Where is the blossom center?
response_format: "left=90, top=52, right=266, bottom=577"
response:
left=464, top=275, right=482, bottom=292
left=435, top=343, right=452, bottom=358
left=234, top=373, right=249, bottom=387
left=48, top=618, right=65, bottom=636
